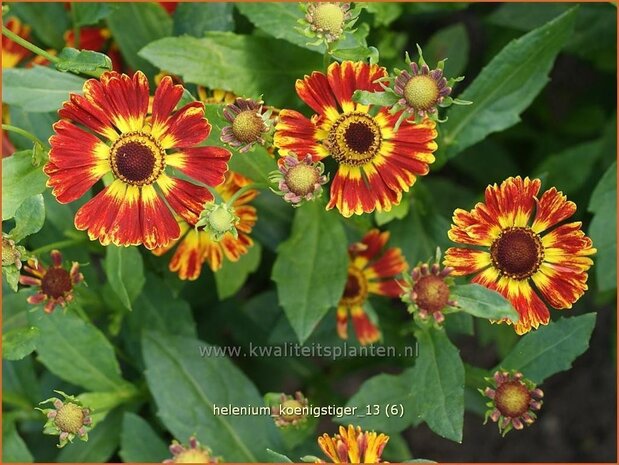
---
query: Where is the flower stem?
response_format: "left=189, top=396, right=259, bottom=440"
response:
left=1, top=24, right=59, bottom=64
left=1, top=124, right=46, bottom=148
left=30, top=238, right=89, bottom=256
left=323, top=42, right=332, bottom=72
left=225, top=182, right=265, bottom=207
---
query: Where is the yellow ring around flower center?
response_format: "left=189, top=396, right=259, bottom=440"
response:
left=110, top=131, right=165, bottom=186
left=340, top=266, right=369, bottom=306
left=327, top=112, right=382, bottom=167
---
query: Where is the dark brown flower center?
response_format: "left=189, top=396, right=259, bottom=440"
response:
left=284, top=164, right=319, bottom=196
left=41, top=267, right=72, bottom=299
left=413, top=275, right=450, bottom=313
left=340, top=266, right=368, bottom=306
left=495, top=381, right=531, bottom=418
left=490, top=227, right=544, bottom=280
left=232, top=110, right=265, bottom=143
left=110, top=132, right=165, bottom=186
left=327, top=112, right=382, bottom=166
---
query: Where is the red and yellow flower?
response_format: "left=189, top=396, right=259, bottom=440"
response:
left=337, top=229, right=407, bottom=345
left=2, top=17, right=32, bottom=68
left=46, top=71, right=231, bottom=250
left=153, top=172, right=258, bottom=280
left=444, top=176, right=596, bottom=335
left=274, top=61, right=438, bottom=218
left=317, top=425, right=389, bottom=463
left=19, top=250, right=84, bottom=314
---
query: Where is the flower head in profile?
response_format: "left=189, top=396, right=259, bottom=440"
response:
left=269, top=153, right=328, bottom=207
left=153, top=173, right=258, bottom=280
left=2, top=17, right=32, bottom=68
left=301, top=3, right=356, bottom=44
left=444, top=177, right=595, bottom=335
left=337, top=229, right=408, bottom=345
left=37, top=391, right=92, bottom=448
left=401, top=253, right=457, bottom=326
left=19, top=250, right=83, bottom=314
left=46, top=71, right=231, bottom=250
left=316, top=425, right=389, bottom=463
left=481, top=370, right=544, bottom=436
left=274, top=61, right=437, bottom=218
left=197, top=86, right=237, bottom=105
left=271, top=391, right=309, bottom=428
left=221, top=97, right=272, bottom=153
left=164, top=436, right=221, bottom=463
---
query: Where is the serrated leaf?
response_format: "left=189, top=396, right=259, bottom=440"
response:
left=104, top=245, right=145, bottom=311
left=119, top=413, right=169, bottom=463
left=29, top=310, right=128, bottom=392
left=173, top=2, right=234, bottom=36
left=2, top=150, right=48, bottom=220
left=450, top=284, right=519, bottom=322
left=2, top=327, right=39, bottom=361
left=588, top=162, right=616, bottom=292
left=499, top=314, right=597, bottom=383
left=272, top=201, right=348, bottom=343
left=440, top=8, right=577, bottom=159
left=2, top=66, right=85, bottom=113
left=139, top=33, right=323, bottom=108
left=215, top=243, right=262, bottom=300
left=410, top=328, right=464, bottom=442
left=142, top=331, right=282, bottom=461
left=55, top=48, right=112, bottom=74
left=9, top=194, right=45, bottom=242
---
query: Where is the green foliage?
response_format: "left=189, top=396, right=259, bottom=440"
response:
left=104, top=246, right=146, bottom=311
left=173, top=2, right=234, bottom=36
left=72, top=3, right=115, bottom=27
left=2, top=419, right=34, bottom=463
left=10, top=2, right=69, bottom=49
left=2, top=326, right=40, bottom=361
left=55, top=48, right=112, bottom=74
left=119, top=413, right=168, bottom=463
left=2, top=150, right=48, bottom=221
left=215, top=243, right=262, bottom=300
left=424, top=24, right=469, bottom=78
left=272, top=201, right=348, bottom=343
left=8, top=194, right=45, bottom=242
left=450, top=284, right=519, bottom=322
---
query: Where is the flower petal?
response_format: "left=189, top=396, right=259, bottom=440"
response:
left=295, top=70, right=339, bottom=118
left=169, top=228, right=206, bottom=280
left=59, top=93, right=119, bottom=141
left=444, top=247, right=492, bottom=275
left=532, top=262, right=588, bottom=309
left=166, top=146, right=231, bottom=186
left=158, top=102, right=210, bottom=149
left=350, top=305, right=381, bottom=345
left=274, top=109, right=326, bottom=161
left=327, top=61, right=386, bottom=112
left=150, top=75, right=184, bottom=139
left=140, top=184, right=181, bottom=249
left=484, top=177, right=541, bottom=229
left=532, top=187, right=577, bottom=234
left=157, top=174, right=213, bottom=225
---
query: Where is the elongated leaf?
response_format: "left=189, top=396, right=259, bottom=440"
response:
left=2, top=66, right=85, bottom=113
left=2, top=327, right=39, bottom=361
left=339, top=369, right=417, bottom=433
left=2, top=151, right=48, bottom=220
left=106, top=2, right=173, bottom=75
left=424, top=23, right=469, bottom=78
left=29, top=310, right=128, bottom=392
left=10, top=3, right=69, bottom=49
left=450, top=284, right=519, bottom=322
left=440, top=8, right=576, bottom=159
left=3, top=358, right=41, bottom=408
left=588, top=162, right=616, bottom=292
left=410, top=328, right=464, bottom=442
left=55, top=48, right=112, bottom=74
left=266, top=449, right=293, bottom=463
left=272, top=201, right=348, bottom=343
left=104, top=246, right=145, bottom=311
left=2, top=420, right=33, bottom=463
left=142, top=332, right=282, bottom=461
left=9, top=194, right=45, bottom=242
left=139, top=33, right=323, bottom=108
left=173, top=3, right=234, bottom=36
left=119, top=413, right=169, bottom=463
left=215, top=243, right=262, bottom=300
left=500, top=314, right=596, bottom=383
left=73, top=3, right=115, bottom=27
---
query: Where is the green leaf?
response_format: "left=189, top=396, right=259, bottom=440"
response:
left=229, top=150, right=278, bottom=183
left=173, top=2, right=234, bottom=36
left=500, top=314, right=597, bottom=384
left=2, top=420, right=33, bottom=463
left=339, top=369, right=417, bottom=433
left=3, top=357, right=41, bottom=409
left=215, top=243, right=262, bottom=300
left=139, top=33, right=323, bottom=108
left=106, top=2, right=173, bottom=75
left=72, top=3, right=115, bottom=27
left=10, top=2, right=69, bottom=49
left=7, top=108, right=56, bottom=151
left=440, top=8, right=577, bottom=159
left=29, top=310, right=128, bottom=392
left=363, top=2, right=403, bottom=26
left=2, top=66, right=85, bottom=113
left=78, top=388, right=138, bottom=424
left=450, top=284, right=519, bottom=322
left=375, top=197, right=410, bottom=226
left=2, top=327, right=39, bottom=361
left=411, top=328, right=464, bottom=442
left=55, top=48, right=113, bottom=74
left=2, top=150, right=48, bottom=220
left=272, top=201, right=348, bottom=343
left=119, top=412, right=169, bottom=463
left=9, top=194, right=45, bottom=242
left=424, top=23, right=469, bottom=78
left=588, top=162, right=616, bottom=292
left=57, top=408, right=122, bottom=463
left=104, top=245, right=146, bottom=311
left=2, top=267, right=20, bottom=292
left=266, top=449, right=294, bottom=463
left=353, top=90, right=400, bottom=107
left=142, top=331, right=282, bottom=461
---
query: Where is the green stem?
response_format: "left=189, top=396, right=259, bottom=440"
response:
left=30, top=238, right=88, bottom=256
left=1, top=124, right=46, bottom=148
left=225, top=182, right=266, bottom=207
left=323, top=42, right=332, bottom=72
left=1, top=24, right=59, bottom=64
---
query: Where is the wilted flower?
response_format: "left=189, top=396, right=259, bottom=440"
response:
left=269, top=154, right=328, bottom=207
left=37, top=391, right=92, bottom=448
left=164, top=436, right=221, bottom=463
left=2, top=236, right=22, bottom=269
left=301, top=3, right=355, bottom=44
left=316, top=425, right=389, bottom=463
left=19, top=250, right=83, bottom=314
left=221, top=97, right=271, bottom=152
left=481, top=370, right=544, bottom=436
left=271, top=391, right=309, bottom=428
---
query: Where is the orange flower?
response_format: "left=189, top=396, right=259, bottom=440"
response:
left=444, top=177, right=596, bottom=335
left=317, top=425, right=389, bottom=463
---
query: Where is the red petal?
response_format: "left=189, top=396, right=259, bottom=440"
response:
left=159, top=102, right=210, bottom=149
left=140, top=185, right=181, bottom=250
left=484, top=177, right=541, bottom=229
left=295, top=71, right=338, bottom=115
left=350, top=305, right=380, bottom=345
left=169, top=229, right=205, bottom=280
left=151, top=75, right=184, bottom=137
left=532, top=187, right=577, bottom=233
left=274, top=109, right=325, bottom=161
left=327, top=61, right=386, bottom=109
left=158, top=175, right=213, bottom=225
left=166, top=146, right=231, bottom=186
left=444, top=247, right=491, bottom=276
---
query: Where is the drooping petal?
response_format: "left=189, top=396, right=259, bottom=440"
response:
left=168, top=228, right=206, bottom=281
left=327, top=165, right=394, bottom=217
left=336, top=305, right=349, bottom=340
left=166, top=146, right=231, bottom=186
left=531, top=187, right=577, bottom=234
left=367, top=247, right=407, bottom=281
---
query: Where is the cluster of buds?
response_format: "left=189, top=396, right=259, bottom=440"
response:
left=481, top=369, right=544, bottom=436
left=269, top=154, right=329, bottom=207
left=36, top=391, right=92, bottom=448
left=299, top=3, right=358, bottom=45
left=270, top=391, right=309, bottom=428
left=164, top=436, right=221, bottom=463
